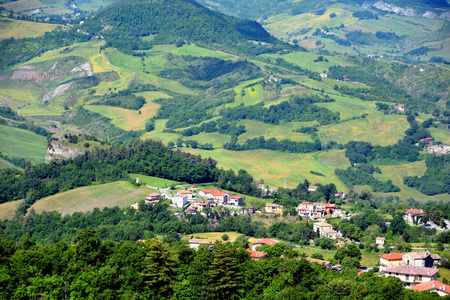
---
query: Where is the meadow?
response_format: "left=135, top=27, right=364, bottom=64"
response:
left=0, top=17, right=60, bottom=40
left=0, top=124, right=47, bottom=164
left=0, top=200, right=21, bottom=220
left=30, top=181, right=155, bottom=216
left=184, top=148, right=350, bottom=191
left=237, top=120, right=314, bottom=143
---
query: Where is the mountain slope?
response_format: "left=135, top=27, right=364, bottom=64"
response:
left=84, top=0, right=285, bottom=55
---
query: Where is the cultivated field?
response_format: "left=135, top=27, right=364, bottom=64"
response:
left=0, top=17, right=60, bottom=40
left=30, top=181, right=156, bottom=215
left=183, top=148, right=350, bottom=191
left=0, top=200, right=21, bottom=220
left=0, top=124, right=47, bottom=164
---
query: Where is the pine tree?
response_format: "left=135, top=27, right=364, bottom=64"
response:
left=143, top=241, right=177, bottom=299
left=207, top=242, right=242, bottom=300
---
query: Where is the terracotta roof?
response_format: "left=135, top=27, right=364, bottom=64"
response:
left=405, top=251, right=431, bottom=259
left=246, top=249, right=267, bottom=259
left=307, top=257, right=331, bottom=266
left=252, top=238, right=278, bottom=246
left=265, top=203, right=283, bottom=208
left=229, top=195, right=243, bottom=199
left=322, top=228, right=338, bottom=233
left=357, top=270, right=364, bottom=276
left=308, top=185, right=318, bottom=190
left=376, top=237, right=386, bottom=241
left=411, top=280, right=450, bottom=294
left=405, top=209, right=425, bottom=216
left=379, top=253, right=404, bottom=261
left=383, top=265, right=439, bottom=277
left=431, top=254, right=441, bottom=260
left=201, top=189, right=221, bottom=194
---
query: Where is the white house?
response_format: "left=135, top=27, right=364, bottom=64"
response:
left=188, top=238, right=214, bottom=250
left=177, top=189, right=194, bottom=199
left=228, top=195, right=243, bottom=207
left=172, top=194, right=188, bottom=208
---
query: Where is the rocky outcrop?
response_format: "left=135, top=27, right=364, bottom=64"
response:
left=373, top=1, right=417, bottom=17
left=41, top=82, right=73, bottom=103
left=45, top=135, right=86, bottom=163
left=440, top=11, right=450, bottom=19
left=421, top=10, right=438, bottom=19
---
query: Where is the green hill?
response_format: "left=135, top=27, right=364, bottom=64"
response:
left=83, top=0, right=286, bottom=55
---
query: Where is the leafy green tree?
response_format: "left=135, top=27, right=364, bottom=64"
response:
left=75, top=228, right=102, bottom=268
left=143, top=241, right=177, bottom=299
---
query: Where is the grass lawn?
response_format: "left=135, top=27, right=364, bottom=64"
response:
left=188, top=232, right=257, bottom=244
left=0, top=17, right=60, bottom=40
left=30, top=181, right=155, bottom=215
left=0, top=0, right=43, bottom=12
left=141, top=119, right=181, bottom=145
left=318, top=114, right=410, bottom=146
left=0, top=200, right=22, bottom=220
left=183, top=148, right=350, bottom=191
left=370, top=161, right=450, bottom=202
left=129, top=174, right=180, bottom=188
left=0, top=159, right=22, bottom=170
left=0, top=124, right=47, bottom=165
left=237, top=120, right=314, bottom=143
left=429, top=127, right=450, bottom=144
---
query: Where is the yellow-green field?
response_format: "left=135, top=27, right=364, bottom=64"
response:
left=0, top=159, right=21, bottom=170
left=141, top=119, right=181, bottom=145
left=370, top=161, right=450, bottom=202
left=85, top=91, right=167, bottom=130
left=0, top=17, right=60, bottom=40
left=429, top=127, right=450, bottom=144
left=0, top=0, right=43, bottom=12
left=188, top=232, right=257, bottom=244
left=0, top=124, right=47, bottom=164
left=129, top=174, right=180, bottom=187
left=30, top=181, right=156, bottom=216
left=297, top=245, right=381, bottom=267
left=184, top=148, right=350, bottom=191
left=0, top=200, right=21, bottom=220
left=318, top=114, right=410, bottom=146
left=237, top=120, right=314, bottom=143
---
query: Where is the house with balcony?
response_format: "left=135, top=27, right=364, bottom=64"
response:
left=383, top=265, right=439, bottom=288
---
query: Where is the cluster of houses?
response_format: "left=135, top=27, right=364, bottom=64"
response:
left=167, top=188, right=244, bottom=212
left=379, top=251, right=446, bottom=293
left=427, top=144, right=450, bottom=154
left=296, top=202, right=344, bottom=220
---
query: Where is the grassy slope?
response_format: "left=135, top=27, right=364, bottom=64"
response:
left=237, top=120, right=314, bottom=143
left=0, top=124, right=47, bottom=164
left=184, top=148, right=350, bottom=191
left=0, top=17, right=60, bottom=40
left=0, top=200, right=21, bottom=220
left=369, top=161, right=450, bottom=202
left=31, top=181, right=155, bottom=216
left=85, top=91, right=168, bottom=131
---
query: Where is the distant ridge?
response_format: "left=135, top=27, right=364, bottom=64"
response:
left=84, top=0, right=286, bottom=55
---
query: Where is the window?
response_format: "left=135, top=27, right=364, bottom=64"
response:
left=406, top=275, right=410, bottom=281
left=419, top=276, right=422, bottom=281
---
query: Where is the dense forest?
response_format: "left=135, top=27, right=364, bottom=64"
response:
left=82, top=0, right=287, bottom=55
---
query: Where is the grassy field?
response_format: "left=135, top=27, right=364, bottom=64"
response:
left=85, top=91, right=166, bottom=131
left=0, top=0, right=43, bottom=12
left=184, top=148, right=350, bottom=191
left=0, top=17, right=60, bottom=40
left=188, top=231, right=257, bottom=244
left=141, top=119, right=181, bottom=145
left=429, top=127, right=450, bottom=144
left=237, top=120, right=314, bottom=143
left=0, top=159, right=22, bottom=170
left=370, top=161, right=450, bottom=202
left=0, top=200, right=21, bottom=220
left=0, top=124, right=47, bottom=165
left=30, top=181, right=155, bottom=216
left=318, top=114, right=409, bottom=146
left=129, top=174, right=180, bottom=188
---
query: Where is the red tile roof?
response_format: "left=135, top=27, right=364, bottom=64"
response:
left=411, top=280, right=450, bottom=294
left=252, top=238, right=278, bottom=246
left=178, top=190, right=192, bottom=194
left=246, top=249, right=268, bottom=259
left=379, top=253, right=404, bottom=261
left=307, top=257, right=331, bottom=266
left=405, top=209, right=425, bottom=216
left=383, top=265, right=439, bottom=277
left=229, top=195, right=243, bottom=199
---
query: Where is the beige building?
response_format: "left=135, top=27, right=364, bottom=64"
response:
left=379, top=253, right=404, bottom=271
left=383, top=265, right=439, bottom=288
left=265, top=203, right=284, bottom=215
left=403, top=251, right=433, bottom=268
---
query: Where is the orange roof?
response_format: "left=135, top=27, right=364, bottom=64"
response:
left=307, top=257, right=331, bottom=266
left=229, top=195, right=243, bottom=199
left=380, top=253, right=404, bottom=261
left=357, top=270, right=364, bottom=276
left=252, top=238, right=278, bottom=246
left=411, top=280, right=450, bottom=294
left=246, top=249, right=268, bottom=259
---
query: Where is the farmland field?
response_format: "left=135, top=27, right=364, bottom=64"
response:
left=0, top=17, right=60, bottom=40
left=0, top=200, right=22, bottom=220
left=184, top=148, right=350, bottom=191
left=30, top=181, right=156, bottom=216
left=0, top=124, right=47, bottom=164
left=237, top=120, right=314, bottom=143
